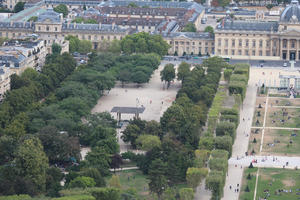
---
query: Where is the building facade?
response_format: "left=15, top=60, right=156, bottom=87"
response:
left=163, top=32, right=214, bottom=56
left=0, top=65, right=12, bottom=100
left=215, top=0, right=300, bottom=61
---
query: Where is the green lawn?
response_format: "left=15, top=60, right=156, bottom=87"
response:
left=239, top=168, right=258, bottom=200
left=262, top=129, right=300, bottom=156
left=115, top=169, right=150, bottom=199
left=266, top=108, right=300, bottom=128
left=255, top=168, right=300, bottom=200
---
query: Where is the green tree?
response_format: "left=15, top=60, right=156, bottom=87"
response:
left=186, top=168, right=208, bottom=189
left=160, top=63, right=175, bottom=88
left=69, top=176, right=96, bottom=188
left=121, top=124, right=141, bottom=148
left=204, top=26, right=214, bottom=36
left=27, top=16, right=38, bottom=22
left=108, top=175, right=121, bottom=189
left=15, top=137, right=49, bottom=194
left=131, top=71, right=149, bottom=85
left=78, top=40, right=92, bottom=54
left=80, top=168, right=106, bottom=187
left=177, top=62, right=190, bottom=82
left=52, top=43, right=62, bottom=55
left=179, top=188, right=194, bottom=200
left=128, top=2, right=138, bottom=7
left=65, top=35, right=80, bottom=53
left=182, top=23, right=197, bottom=32
left=85, top=147, right=111, bottom=176
left=13, top=2, right=25, bottom=13
left=53, top=4, right=68, bottom=17
left=148, top=159, right=168, bottom=198
left=109, top=40, right=121, bottom=53
left=266, top=4, right=274, bottom=11
left=91, top=187, right=121, bottom=200
left=216, top=121, right=236, bottom=138
left=136, top=135, right=161, bottom=151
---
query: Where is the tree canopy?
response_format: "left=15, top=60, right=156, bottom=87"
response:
left=53, top=4, right=68, bottom=17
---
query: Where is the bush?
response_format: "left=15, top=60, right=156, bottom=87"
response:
left=214, top=136, right=232, bottom=156
left=52, top=195, right=95, bottom=200
left=223, top=69, right=232, bottom=81
left=209, top=158, right=228, bottom=173
left=216, top=121, right=236, bottom=139
left=69, top=176, right=96, bottom=188
left=90, top=187, right=121, bottom=200
left=211, top=149, right=229, bottom=159
left=0, top=195, right=32, bottom=200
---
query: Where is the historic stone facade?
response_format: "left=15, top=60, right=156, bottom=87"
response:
left=215, top=0, right=300, bottom=61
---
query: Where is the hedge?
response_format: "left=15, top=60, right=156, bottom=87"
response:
left=52, top=195, right=95, bottom=200
left=210, top=149, right=229, bottom=159
left=230, top=74, right=248, bottom=84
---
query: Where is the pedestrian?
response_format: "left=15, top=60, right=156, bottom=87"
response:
left=237, top=184, right=239, bottom=187
left=243, top=118, right=245, bottom=121
left=230, top=185, right=232, bottom=190
left=237, top=188, right=239, bottom=192
left=240, top=166, right=242, bottom=169
left=234, top=189, right=236, bottom=192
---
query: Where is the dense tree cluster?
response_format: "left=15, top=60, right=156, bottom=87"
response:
left=120, top=32, right=170, bottom=56
left=122, top=57, right=226, bottom=198
left=65, top=35, right=93, bottom=54
left=53, top=4, right=68, bottom=17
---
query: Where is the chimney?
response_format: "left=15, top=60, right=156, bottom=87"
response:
left=99, top=22, right=102, bottom=29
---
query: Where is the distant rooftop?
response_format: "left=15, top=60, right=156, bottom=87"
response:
left=162, top=31, right=213, bottom=40
left=217, top=21, right=279, bottom=32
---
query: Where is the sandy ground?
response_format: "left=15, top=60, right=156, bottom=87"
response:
left=91, top=61, right=181, bottom=122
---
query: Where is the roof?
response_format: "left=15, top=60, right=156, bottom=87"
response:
left=37, top=8, right=62, bottom=23
left=62, top=23, right=128, bottom=33
left=111, top=106, right=145, bottom=114
left=217, top=21, right=279, bottom=32
left=280, top=0, right=300, bottom=23
left=162, top=31, right=213, bottom=40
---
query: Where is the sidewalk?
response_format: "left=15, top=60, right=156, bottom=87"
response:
left=222, top=84, right=257, bottom=200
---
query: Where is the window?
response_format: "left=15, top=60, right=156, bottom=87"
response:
left=245, top=50, right=249, bottom=56
left=101, top=36, right=104, bottom=40
left=232, top=39, right=235, bottom=47
left=246, top=39, right=249, bottom=47
left=218, top=38, right=221, bottom=46
left=205, top=42, right=208, bottom=46
left=266, top=50, right=270, bottom=56
left=218, top=49, right=221, bottom=54
left=199, top=42, right=202, bottom=45
left=169, top=41, right=172, bottom=45
left=225, top=39, right=228, bottom=46
left=88, top=35, right=91, bottom=40
left=192, top=42, right=195, bottom=45
left=238, top=50, right=242, bottom=55
left=266, top=40, right=270, bottom=48
left=252, top=40, right=256, bottom=47
left=205, top=47, right=208, bottom=52
left=186, top=42, right=190, bottom=45
left=283, top=40, right=287, bottom=48
left=55, top=27, right=57, bottom=31
left=199, top=47, right=202, bottom=53
left=239, top=39, right=242, bottom=47
left=175, top=41, right=178, bottom=45
left=225, top=49, right=228, bottom=55
left=46, top=26, right=49, bottom=31
left=292, top=40, right=295, bottom=48
left=259, top=50, right=262, bottom=56
left=252, top=50, right=255, bottom=56
left=12, top=33, right=15, bottom=37
left=38, top=26, right=41, bottom=31
left=231, top=50, right=235, bottom=55
left=259, top=40, right=263, bottom=48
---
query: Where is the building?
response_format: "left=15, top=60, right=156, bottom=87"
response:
left=0, top=38, right=47, bottom=74
left=0, top=65, right=12, bottom=100
left=0, top=8, right=128, bottom=50
left=215, top=0, right=300, bottom=61
left=163, top=32, right=214, bottom=56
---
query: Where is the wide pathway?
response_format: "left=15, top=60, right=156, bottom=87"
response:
left=222, top=83, right=257, bottom=200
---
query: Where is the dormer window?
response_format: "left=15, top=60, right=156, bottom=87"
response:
left=46, top=26, right=50, bottom=31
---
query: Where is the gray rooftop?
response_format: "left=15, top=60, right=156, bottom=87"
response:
left=37, top=8, right=62, bottom=23
left=111, top=106, right=145, bottom=114
left=162, top=31, right=213, bottom=40
left=217, top=21, right=279, bottom=32
left=62, top=23, right=128, bottom=33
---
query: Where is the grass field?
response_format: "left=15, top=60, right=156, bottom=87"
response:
left=248, top=128, right=262, bottom=155
left=239, top=168, right=258, bottom=200
left=252, top=98, right=266, bottom=127
left=255, top=168, right=300, bottom=200
left=265, top=107, right=300, bottom=128
left=262, top=129, right=300, bottom=156
left=268, top=98, right=300, bottom=107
